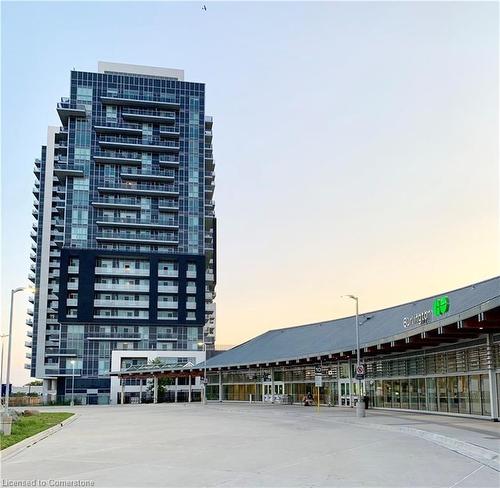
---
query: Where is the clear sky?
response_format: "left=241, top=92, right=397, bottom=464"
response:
left=1, top=1, right=499, bottom=385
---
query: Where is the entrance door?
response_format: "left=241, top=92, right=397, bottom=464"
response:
left=339, top=379, right=351, bottom=406
left=262, top=382, right=284, bottom=402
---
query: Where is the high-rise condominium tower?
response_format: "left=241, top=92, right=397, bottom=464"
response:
left=27, top=62, right=216, bottom=404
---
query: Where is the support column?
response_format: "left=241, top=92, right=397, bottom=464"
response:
left=218, top=370, right=223, bottom=402
left=120, top=379, right=125, bottom=405
left=188, top=375, right=192, bottom=403
left=139, top=379, right=143, bottom=404
left=153, top=376, right=158, bottom=404
left=174, top=377, right=178, bottom=403
left=271, top=367, right=275, bottom=404
left=486, top=334, right=499, bottom=421
left=348, top=358, right=353, bottom=407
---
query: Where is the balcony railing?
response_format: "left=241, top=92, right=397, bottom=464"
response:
left=158, top=269, right=178, bottom=278
left=87, top=332, right=141, bottom=340
left=158, top=285, right=178, bottom=293
left=93, top=150, right=142, bottom=165
left=158, top=199, right=179, bottom=209
left=98, top=136, right=180, bottom=152
left=96, top=216, right=178, bottom=227
left=95, top=266, right=150, bottom=276
left=97, top=182, right=178, bottom=195
left=94, top=299, right=149, bottom=308
left=95, top=283, right=149, bottom=292
left=158, top=156, right=179, bottom=166
left=156, top=333, right=178, bottom=340
left=45, top=348, right=78, bottom=356
left=96, top=232, right=178, bottom=244
left=92, top=197, right=142, bottom=208
left=121, top=168, right=176, bottom=180
left=101, top=94, right=179, bottom=109
left=158, top=301, right=178, bottom=309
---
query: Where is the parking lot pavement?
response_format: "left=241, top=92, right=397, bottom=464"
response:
left=3, top=403, right=500, bottom=487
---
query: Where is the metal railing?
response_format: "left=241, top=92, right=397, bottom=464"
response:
left=97, top=182, right=178, bottom=193
left=96, top=216, right=178, bottom=226
left=94, top=150, right=142, bottom=161
left=93, top=197, right=142, bottom=206
left=99, top=136, right=180, bottom=148
left=122, top=108, right=176, bottom=118
left=97, top=231, right=178, bottom=242
left=121, top=168, right=175, bottom=178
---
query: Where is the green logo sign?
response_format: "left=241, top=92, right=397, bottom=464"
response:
left=433, top=296, right=450, bottom=316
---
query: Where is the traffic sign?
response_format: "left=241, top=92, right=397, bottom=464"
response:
left=315, top=375, right=323, bottom=387
left=327, top=370, right=335, bottom=376
left=355, top=364, right=365, bottom=380
left=314, top=366, right=322, bottom=374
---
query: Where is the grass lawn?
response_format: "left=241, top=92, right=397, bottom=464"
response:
left=0, top=412, right=73, bottom=450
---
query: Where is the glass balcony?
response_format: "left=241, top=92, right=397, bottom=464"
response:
left=158, top=285, right=178, bottom=293
left=96, top=216, right=178, bottom=229
left=95, top=282, right=149, bottom=292
left=101, top=94, right=180, bottom=110
left=95, top=267, right=150, bottom=276
left=159, top=128, right=180, bottom=138
left=156, top=333, right=178, bottom=341
left=92, top=196, right=142, bottom=210
left=53, top=162, right=85, bottom=179
left=93, top=121, right=142, bottom=135
left=96, top=232, right=178, bottom=245
left=122, top=108, right=176, bottom=124
left=98, top=136, right=180, bottom=153
left=45, top=348, right=78, bottom=356
left=158, top=269, right=178, bottom=278
left=97, top=182, right=179, bottom=197
left=158, top=301, right=178, bottom=309
left=158, top=156, right=179, bottom=167
left=93, top=150, right=142, bottom=166
left=87, top=332, right=141, bottom=340
left=56, top=99, right=87, bottom=124
left=120, top=168, right=175, bottom=183
left=158, top=199, right=179, bottom=211
left=94, top=299, right=149, bottom=308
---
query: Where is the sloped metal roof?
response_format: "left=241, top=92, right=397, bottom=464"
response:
left=204, top=276, right=500, bottom=369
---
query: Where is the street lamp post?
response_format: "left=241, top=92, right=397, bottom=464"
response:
left=4, top=287, right=33, bottom=415
left=0, top=334, right=9, bottom=407
left=70, top=360, right=76, bottom=406
left=198, top=341, right=207, bottom=405
left=342, top=294, right=366, bottom=418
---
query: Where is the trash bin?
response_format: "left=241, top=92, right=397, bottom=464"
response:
left=363, top=395, right=369, bottom=410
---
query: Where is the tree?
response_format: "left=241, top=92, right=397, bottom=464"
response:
left=146, top=358, right=173, bottom=400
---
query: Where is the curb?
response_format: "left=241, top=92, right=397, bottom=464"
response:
left=335, top=418, right=500, bottom=472
left=1, top=413, right=78, bottom=461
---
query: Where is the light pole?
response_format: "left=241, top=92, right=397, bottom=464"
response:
left=70, top=360, right=76, bottom=406
left=198, top=341, right=207, bottom=405
left=342, top=294, right=365, bottom=418
left=0, top=334, right=9, bottom=407
left=4, top=286, right=34, bottom=416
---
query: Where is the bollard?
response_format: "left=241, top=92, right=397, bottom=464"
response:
left=1, top=415, right=13, bottom=435
left=356, top=400, right=366, bottom=418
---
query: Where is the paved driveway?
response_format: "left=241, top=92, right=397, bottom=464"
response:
left=3, top=404, right=499, bottom=487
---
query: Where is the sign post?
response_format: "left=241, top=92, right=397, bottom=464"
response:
left=314, top=367, right=322, bottom=413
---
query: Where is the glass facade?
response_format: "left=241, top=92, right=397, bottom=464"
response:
left=28, top=64, right=216, bottom=403
left=205, top=341, right=500, bottom=418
